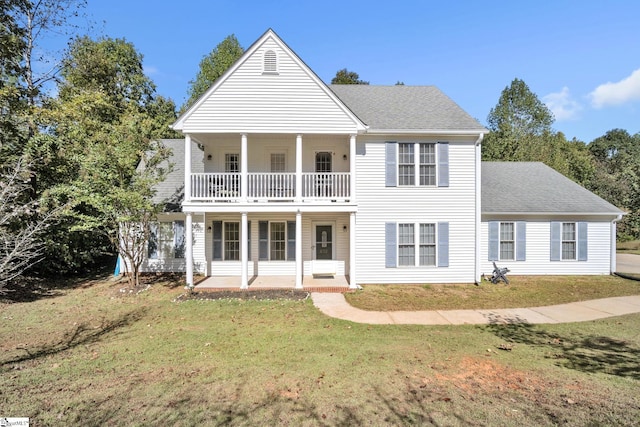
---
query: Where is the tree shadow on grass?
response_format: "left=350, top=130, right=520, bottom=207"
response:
left=1, top=256, right=118, bottom=303
left=0, top=307, right=147, bottom=368
left=484, top=322, right=640, bottom=379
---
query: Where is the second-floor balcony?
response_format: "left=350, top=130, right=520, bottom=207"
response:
left=190, top=172, right=351, bottom=202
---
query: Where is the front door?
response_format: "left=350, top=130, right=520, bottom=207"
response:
left=315, top=225, right=333, bottom=260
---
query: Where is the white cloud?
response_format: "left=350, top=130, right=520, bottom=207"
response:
left=590, top=68, right=640, bottom=108
left=543, top=86, right=582, bottom=121
left=144, top=65, right=159, bottom=75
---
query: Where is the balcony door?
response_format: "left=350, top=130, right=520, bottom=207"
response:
left=315, top=152, right=332, bottom=174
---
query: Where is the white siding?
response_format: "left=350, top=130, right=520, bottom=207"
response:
left=480, top=219, right=613, bottom=275
left=139, top=213, right=206, bottom=274
left=355, top=137, right=478, bottom=284
left=203, top=212, right=350, bottom=277
left=182, top=37, right=359, bottom=134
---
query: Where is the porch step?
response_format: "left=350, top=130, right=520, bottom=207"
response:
left=193, top=286, right=351, bottom=293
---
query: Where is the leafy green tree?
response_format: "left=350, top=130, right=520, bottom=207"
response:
left=34, top=36, right=176, bottom=278
left=482, top=78, right=596, bottom=187
left=183, top=34, right=244, bottom=111
left=483, top=78, right=555, bottom=161
left=0, top=0, right=28, bottom=160
left=331, top=68, right=369, bottom=85
left=588, top=129, right=640, bottom=239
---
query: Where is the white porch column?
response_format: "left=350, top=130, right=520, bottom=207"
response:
left=295, top=211, right=302, bottom=288
left=184, top=134, right=192, bottom=202
left=241, top=133, right=248, bottom=201
left=241, top=212, right=248, bottom=289
left=349, top=212, right=357, bottom=289
left=349, top=134, right=356, bottom=201
left=296, top=134, right=303, bottom=202
left=185, top=212, right=194, bottom=288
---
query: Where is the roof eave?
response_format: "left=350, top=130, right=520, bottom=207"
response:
left=366, top=128, right=488, bottom=135
left=482, top=211, right=625, bottom=216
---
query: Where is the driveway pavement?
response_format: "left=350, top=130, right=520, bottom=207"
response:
left=617, top=253, right=640, bottom=274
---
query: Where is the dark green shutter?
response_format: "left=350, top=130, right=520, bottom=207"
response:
left=212, top=221, right=222, bottom=261
left=259, top=221, right=268, bottom=260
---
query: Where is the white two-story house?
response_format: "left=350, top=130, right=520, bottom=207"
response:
left=139, top=29, right=623, bottom=289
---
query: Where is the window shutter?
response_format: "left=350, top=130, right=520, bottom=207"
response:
left=148, top=222, right=158, bottom=259
left=212, top=221, right=222, bottom=261
left=516, top=221, right=526, bottom=261
left=550, top=221, right=561, bottom=261
left=488, top=221, right=499, bottom=261
left=578, top=222, right=588, bottom=261
left=385, top=222, right=397, bottom=268
left=437, top=222, right=449, bottom=267
left=287, top=221, right=296, bottom=260
left=385, top=142, right=397, bottom=187
left=247, top=221, right=251, bottom=260
left=259, top=221, right=268, bottom=260
left=174, top=220, right=185, bottom=259
left=437, top=142, right=449, bottom=187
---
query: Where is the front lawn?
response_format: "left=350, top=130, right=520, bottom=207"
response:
left=345, top=275, right=640, bottom=311
left=1, top=276, right=639, bottom=426
left=618, top=240, right=640, bottom=255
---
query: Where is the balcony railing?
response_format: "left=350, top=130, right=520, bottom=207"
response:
left=302, top=173, right=350, bottom=199
left=189, top=172, right=351, bottom=202
left=248, top=173, right=295, bottom=199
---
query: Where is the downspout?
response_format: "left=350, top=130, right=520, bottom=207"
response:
left=611, top=214, right=622, bottom=274
left=474, top=133, right=484, bottom=284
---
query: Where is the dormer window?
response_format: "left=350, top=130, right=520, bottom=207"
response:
left=263, top=50, right=277, bottom=74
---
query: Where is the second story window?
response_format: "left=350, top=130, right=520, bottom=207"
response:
left=419, top=143, right=436, bottom=186
left=398, top=143, right=415, bottom=185
left=225, top=153, right=239, bottom=173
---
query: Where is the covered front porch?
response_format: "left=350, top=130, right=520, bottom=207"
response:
left=194, top=274, right=351, bottom=292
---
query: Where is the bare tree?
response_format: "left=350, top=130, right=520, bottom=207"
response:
left=0, top=158, right=58, bottom=292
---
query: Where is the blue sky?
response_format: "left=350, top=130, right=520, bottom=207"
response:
left=79, top=0, right=639, bottom=143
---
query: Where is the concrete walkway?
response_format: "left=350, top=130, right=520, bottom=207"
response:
left=311, top=293, right=640, bottom=325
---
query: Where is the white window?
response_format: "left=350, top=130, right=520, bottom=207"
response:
left=225, top=153, right=239, bottom=173
left=270, top=222, right=286, bottom=260
left=399, top=143, right=436, bottom=186
left=148, top=221, right=185, bottom=259
left=398, top=223, right=437, bottom=266
left=419, top=223, right=436, bottom=266
left=419, top=143, right=436, bottom=186
left=263, top=50, right=277, bottom=73
left=398, top=223, right=415, bottom=266
left=500, top=222, right=515, bottom=261
left=270, top=153, right=286, bottom=172
left=562, top=222, right=576, bottom=260
left=398, top=143, right=415, bottom=186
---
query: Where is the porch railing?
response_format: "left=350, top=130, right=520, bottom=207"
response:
left=189, top=172, right=350, bottom=201
left=302, top=172, right=350, bottom=199
left=191, top=173, right=240, bottom=200
left=248, top=173, right=295, bottom=199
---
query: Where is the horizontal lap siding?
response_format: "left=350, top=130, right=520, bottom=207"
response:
left=355, top=139, right=477, bottom=284
left=480, top=220, right=612, bottom=275
left=183, top=38, right=358, bottom=134
left=204, top=212, right=349, bottom=277
left=140, top=213, right=206, bottom=274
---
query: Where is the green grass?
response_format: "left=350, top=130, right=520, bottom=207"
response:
left=1, top=276, right=639, bottom=425
left=346, top=275, right=640, bottom=311
left=618, top=240, right=640, bottom=255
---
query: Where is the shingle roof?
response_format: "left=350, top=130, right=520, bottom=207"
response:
left=482, top=162, right=623, bottom=215
left=149, top=139, right=204, bottom=211
left=329, top=85, right=487, bottom=132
